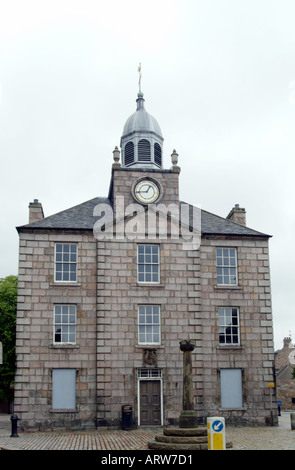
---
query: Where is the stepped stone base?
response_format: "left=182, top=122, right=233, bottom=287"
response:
left=164, top=427, right=207, bottom=436
left=148, top=426, right=208, bottom=451
left=156, top=435, right=207, bottom=444
left=148, top=426, right=233, bottom=450
left=148, top=440, right=208, bottom=450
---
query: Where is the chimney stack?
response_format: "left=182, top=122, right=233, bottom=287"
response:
left=283, top=337, right=292, bottom=349
left=226, top=204, right=246, bottom=226
left=29, top=199, right=44, bottom=224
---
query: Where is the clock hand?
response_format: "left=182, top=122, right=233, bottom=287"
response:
left=136, top=188, right=150, bottom=194
left=138, top=185, right=152, bottom=193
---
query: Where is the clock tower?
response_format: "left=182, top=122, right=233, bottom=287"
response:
left=109, top=89, right=181, bottom=222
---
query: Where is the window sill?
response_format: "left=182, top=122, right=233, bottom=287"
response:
left=214, top=285, right=242, bottom=290
left=134, top=283, right=165, bottom=288
left=135, top=344, right=164, bottom=349
left=217, top=345, right=244, bottom=351
left=49, top=344, right=79, bottom=350
left=49, top=409, right=78, bottom=413
left=219, top=407, right=247, bottom=411
left=50, top=282, right=81, bottom=287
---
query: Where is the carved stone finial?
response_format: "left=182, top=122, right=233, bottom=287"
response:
left=171, top=149, right=179, bottom=166
left=113, top=146, right=120, bottom=163
left=179, top=340, right=195, bottom=352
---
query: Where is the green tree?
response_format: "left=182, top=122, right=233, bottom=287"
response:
left=0, top=275, right=17, bottom=403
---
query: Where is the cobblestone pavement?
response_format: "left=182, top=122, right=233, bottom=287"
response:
left=226, top=412, right=295, bottom=450
left=0, top=412, right=294, bottom=450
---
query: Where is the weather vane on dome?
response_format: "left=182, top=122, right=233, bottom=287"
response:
left=138, top=62, right=142, bottom=93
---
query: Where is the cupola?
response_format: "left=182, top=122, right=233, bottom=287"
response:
left=120, top=90, right=164, bottom=169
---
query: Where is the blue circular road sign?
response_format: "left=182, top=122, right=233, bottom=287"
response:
left=212, top=420, right=224, bottom=432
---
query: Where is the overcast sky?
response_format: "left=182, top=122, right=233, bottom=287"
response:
left=0, top=0, right=294, bottom=350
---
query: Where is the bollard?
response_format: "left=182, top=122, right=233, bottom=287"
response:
left=10, top=414, right=19, bottom=437
left=290, top=413, right=295, bottom=430
left=207, top=417, right=226, bottom=450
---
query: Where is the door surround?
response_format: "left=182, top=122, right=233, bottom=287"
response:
left=137, top=368, right=163, bottom=426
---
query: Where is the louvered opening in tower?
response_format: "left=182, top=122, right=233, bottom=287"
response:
left=124, top=142, right=134, bottom=166
left=154, top=143, right=162, bottom=167
left=138, top=139, right=151, bottom=162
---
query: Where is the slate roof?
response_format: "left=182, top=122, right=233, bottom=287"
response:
left=17, top=197, right=270, bottom=238
left=17, top=198, right=109, bottom=231
left=197, top=207, right=270, bottom=237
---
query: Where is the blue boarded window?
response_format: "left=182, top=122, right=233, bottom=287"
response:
left=52, top=369, right=76, bottom=410
left=220, top=369, right=242, bottom=408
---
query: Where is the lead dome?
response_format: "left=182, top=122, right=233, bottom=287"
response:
left=120, top=91, right=164, bottom=169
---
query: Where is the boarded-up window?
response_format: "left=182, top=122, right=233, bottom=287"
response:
left=220, top=369, right=242, bottom=408
left=52, top=369, right=76, bottom=409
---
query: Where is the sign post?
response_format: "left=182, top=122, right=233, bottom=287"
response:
left=267, top=382, right=275, bottom=426
left=277, top=400, right=282, bottom=416
left=207, top=417, right=226, bottom=450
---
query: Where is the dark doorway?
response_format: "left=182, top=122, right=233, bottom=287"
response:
left=139, top=380, right=161, bottom=425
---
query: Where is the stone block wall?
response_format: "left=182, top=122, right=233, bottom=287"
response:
left=110, top=167, right=180, bottom=216
left=275, top=338, right=295, bottom=410
left=14, top=230, right=97, bottom=430
left=14, top=226, right=276, bottom=428
left=276, top=366, right=295, bottom=410
left=275, top=337, right=294, bottom=370
left=96, top=236, right=201, bottom=427
left=199, top=236, right=276, bottom=425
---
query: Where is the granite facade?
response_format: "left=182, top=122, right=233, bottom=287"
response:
left=15, top=231, right=97, bottom=430
left=14, top=167, right=277, bottom=429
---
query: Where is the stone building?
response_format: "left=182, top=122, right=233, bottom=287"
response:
left=14, top=86, right=277, bottom=430
left=275, top=337, right=295, bottom=410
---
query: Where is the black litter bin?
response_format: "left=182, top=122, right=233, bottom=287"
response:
left=122, top=404, right=133, bottom=430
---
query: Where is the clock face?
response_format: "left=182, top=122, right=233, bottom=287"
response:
left=134, top=179, right=160, bottom=204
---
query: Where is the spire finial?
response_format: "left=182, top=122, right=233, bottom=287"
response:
left=138, top=62, right=142, bottom=93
